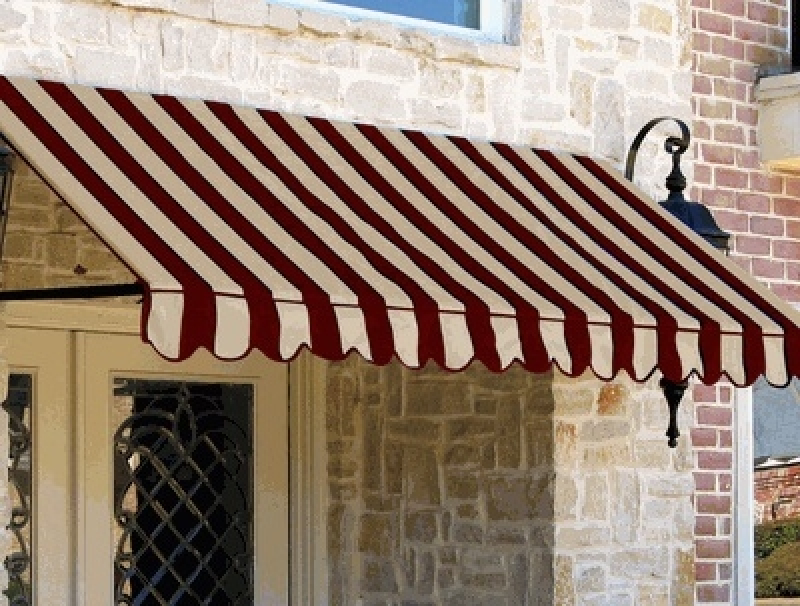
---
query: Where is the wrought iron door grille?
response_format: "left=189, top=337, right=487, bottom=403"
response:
left=113, top=380, right=253, bottom=606
left=3, top=373, right=32, bottom=606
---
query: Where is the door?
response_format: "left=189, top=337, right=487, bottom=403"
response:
left=7, top=326, right=289, bottom=605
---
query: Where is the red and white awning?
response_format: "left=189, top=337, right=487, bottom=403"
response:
left=0, top=76, right=798, bottom=387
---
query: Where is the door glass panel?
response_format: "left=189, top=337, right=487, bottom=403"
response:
left=4, top=372, right=33, bottom=606
left=112, top=379, right=254, bottom=605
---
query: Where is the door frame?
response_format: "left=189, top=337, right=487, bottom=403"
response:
left=2, top=300, right=328, bottom=605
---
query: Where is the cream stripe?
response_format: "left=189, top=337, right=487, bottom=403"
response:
left=226, top=107, right=417, bottom=308
left=279, top=114, right=469, bottom=312
left=124, top=93, right=356, bottom=301
left=75, top=87, right=302, bottom=302
left=14, top=81, right=242, bottom=296
left=589, top=324, right=614, bottom=379
left=559, top=153, right=781, bottom=333
left=215, top=296, right=251, bottom=358
left=540, top=319, right=571, bottom=375
left=276, top=302, right=311, bottom=360
left=632, top=326, right=658, bottom=381
left=146, top=292, right=185, bottom=360
left=440, top=313, right=474, bottom=369
left=491, top=316, right=523, bottom=368
left=676, top=330, right=703, bottom=379
left=763, top=336, right=788, bottom=386
left=504, top=146, right=702, bottom=330
left=381, top=129, right=581, bottom=319
left=388, top=309, right=419, bottom=367
left=0, top=95, right=177, bottom=290
left=331, top=122, right=518, bottom=315
left=721, top=333, right=745, bottom=386
left=334, top=306, right=372, bottom=361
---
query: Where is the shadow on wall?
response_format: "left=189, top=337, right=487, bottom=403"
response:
left=326, top=358, right=556, bottom=605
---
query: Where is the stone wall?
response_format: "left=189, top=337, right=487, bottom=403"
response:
left=0, top=0, right=695, bottom=603
left=327, top=359, right=696, bottom=604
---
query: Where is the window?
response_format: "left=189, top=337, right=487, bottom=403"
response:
left=275, top=0, right=505, bottom=40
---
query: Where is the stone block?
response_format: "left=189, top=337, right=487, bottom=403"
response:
left=575, top=562, right=606, bottom=594
left=55, top=4, right=108, bottom=44
left=74, top=47, right=137, bottom=87
left=363, top=408, right=383, bottom=491
left=590, top=0, right=631, bottom=28
left=556, top=526, right=611, bottom=548
left=488, top=476, right=534, bottom=521
left=387, top=419, right=441, bottom=443
left=554, top=555, right=575, bottom=606
left=173, top=0, right=213, bottom=19
left=581, top=419, right=630, bottom=441
left=582, top=474, right=609, bottom=520
left=344, top=80, right=406, bottom=122
left=444, top=443, right=482, bottom=466
left=611, top=470, right=640, bottom=543
left=405, top=446, right=440, bottom=505
left=419, top=64, right=464, bottom=99
left=359, top=513, right=392, bottom=557
left=594, top=79, right=625, bottom=161
left=670, top=548, right=694, bottom=605
left=451, top=522, right=483, bottom=543
left=362, top=556, right=398, bottom=593
left=410, top=99, right=463, bottom=130
left=405, top=379, right=471, bottom=415
left=266, top=3, right=299, bottom=33
left=447, top=417, right=495, bottom=440
left=45, top=233, right=78, bottom=271
left=609, top=547, right=669, bottom=580
left=406, top=511, right=437, bottom=543
left=597, top=383, right=628, bottom=415
left=486, top=527, right=526, bottom=545
left=445, top=470, right=479, bottom=500
left=212, top=0, right=270, bottom=27
left=509, top=553, right=529, bottom=605
left=552, top=387, right=594, bottom=415
left=365, top=48, right=417, bottom=79
left=0, top=4, right=26, bottom=32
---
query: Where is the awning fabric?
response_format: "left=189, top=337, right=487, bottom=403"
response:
left=0, top=76, right=799, bottom=387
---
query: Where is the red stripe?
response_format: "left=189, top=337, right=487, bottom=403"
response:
left=407, top=131, right=641, bottom=377
left=39, top=81, right=286, bottom=361
left=574, top=155, right=776, bottom=384
left=202, top=104, right=400, bottom=365
left=352, top=123, right=546, bottom=372
left=0, top=77, right=215, bottom=360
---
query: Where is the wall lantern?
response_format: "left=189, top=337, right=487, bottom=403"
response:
left=0, top=141, right=14, bottom=261
left=625, top=117, right=731, bottom=447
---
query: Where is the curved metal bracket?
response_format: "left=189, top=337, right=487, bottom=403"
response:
left=624, top=117, right=690, bottom=183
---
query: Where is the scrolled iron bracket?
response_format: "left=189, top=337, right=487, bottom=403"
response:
left=626, top=118, right=693, bottom=448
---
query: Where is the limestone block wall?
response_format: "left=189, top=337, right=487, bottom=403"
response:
left=327, top=359, right=696, bottom=605
left=0, top=0, right=695, bottom=603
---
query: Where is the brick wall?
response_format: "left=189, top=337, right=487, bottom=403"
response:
left=692, top=0, right=799, bottom=600
left=754, top=463, right=800, bottom=523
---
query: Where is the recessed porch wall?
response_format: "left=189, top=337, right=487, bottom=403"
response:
left=326, top=359, right=696, bottom=604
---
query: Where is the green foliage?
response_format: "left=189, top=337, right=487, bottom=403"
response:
left=755, top=542, right=800, bottom=598
left=755, top=519, right=800, bottom=560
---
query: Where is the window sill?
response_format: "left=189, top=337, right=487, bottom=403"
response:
left=756, top=72, right=800, bottom=173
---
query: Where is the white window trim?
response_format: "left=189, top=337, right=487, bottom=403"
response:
left=2, top=300, right=329, bottom=605
left=270, top=0, right=506, bottom=41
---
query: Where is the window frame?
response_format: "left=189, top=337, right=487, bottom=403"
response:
left=270, top=0, right=506, bottom=41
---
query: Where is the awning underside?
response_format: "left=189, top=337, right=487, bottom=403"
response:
left=0, top=76, right=798, bottom=387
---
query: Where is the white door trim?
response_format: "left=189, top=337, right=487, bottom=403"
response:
left=734, top=385, right=754, bottom=606
left=2, top=300, right=329, bottom=604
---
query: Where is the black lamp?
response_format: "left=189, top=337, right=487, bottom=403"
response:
left=625, top=117, right=730, bottom=447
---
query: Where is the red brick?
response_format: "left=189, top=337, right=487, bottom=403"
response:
left=773, top=239, right=800, bottom=259
left=697, top=451, right=733, bottom=470
left=694, top=472, right=717, bottom=491
left=697, top=583, right=731, bottom=602
left=695, top=119, right=713, bottom=140
left=711, top=37, right=745, bottom=61
left=748, top=1, right=783, bottom=24
left=698, top=98, right=733, bottom=119
left=693, top=384, right=720, bottom=402
left=711, top=0, right=746, bottom=15
left=714, top=168, right=748, bottom=189
left=733, top=20, right=768, bottom=43
left=773, top=196, right=800, bottom=218
left=787, top=261, right=800, bottom=281
left=746, top=43, right=786, bottom=65
left=700, top=143, right=734, bottom=165
left=750, top=172, right=785, bottom=193
left=702, top=188, right=736, bottom=208
left=733, top=61, right=757, bottom=82
left=752, top=257, right=784, bottom=278
left=698, top=11, right=733, bottom=34
left=714, top=208, right=749, bottom=231
left=695, top=516, right=717, bottom=537
left=735, top=105, right=758, bottom=127
left=695, top=561, right=717, bottom=581
left=736, top=192, right=770, bottom=212
left=714, top=124, right=746, bottom=144
left=693, top=0, right=711, bottom=8
left=697, top=55, right=733, bottom=78
left=696, top=538, right=732, bottom=558
left=693, top=31, right=712, bottom=52
left=694, top=164, right=712, bottom=184
left=719, top=562, right=733, bottom=581
left=786, top=178, right=800, bottom=197
left=693, top=74, right=713, bottom=94
left=691, top=427, right=718, bottom=447
left=769, top=27, right=789, bottom=48
left=697, top=494, right=732, bottom=514
left=729, top=254, right=752, bottom=273
left=734, top=234, right=770, bottom=255
left=719, top=472, right=732, bottom=490
left=721, top=516, right=732, bottom=534
left=771, top=282, right=800, bottom=302
left=750, top=215, right=784, bottom=236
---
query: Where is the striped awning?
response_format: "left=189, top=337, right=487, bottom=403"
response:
left=0, top=77, right=798, bottom=387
